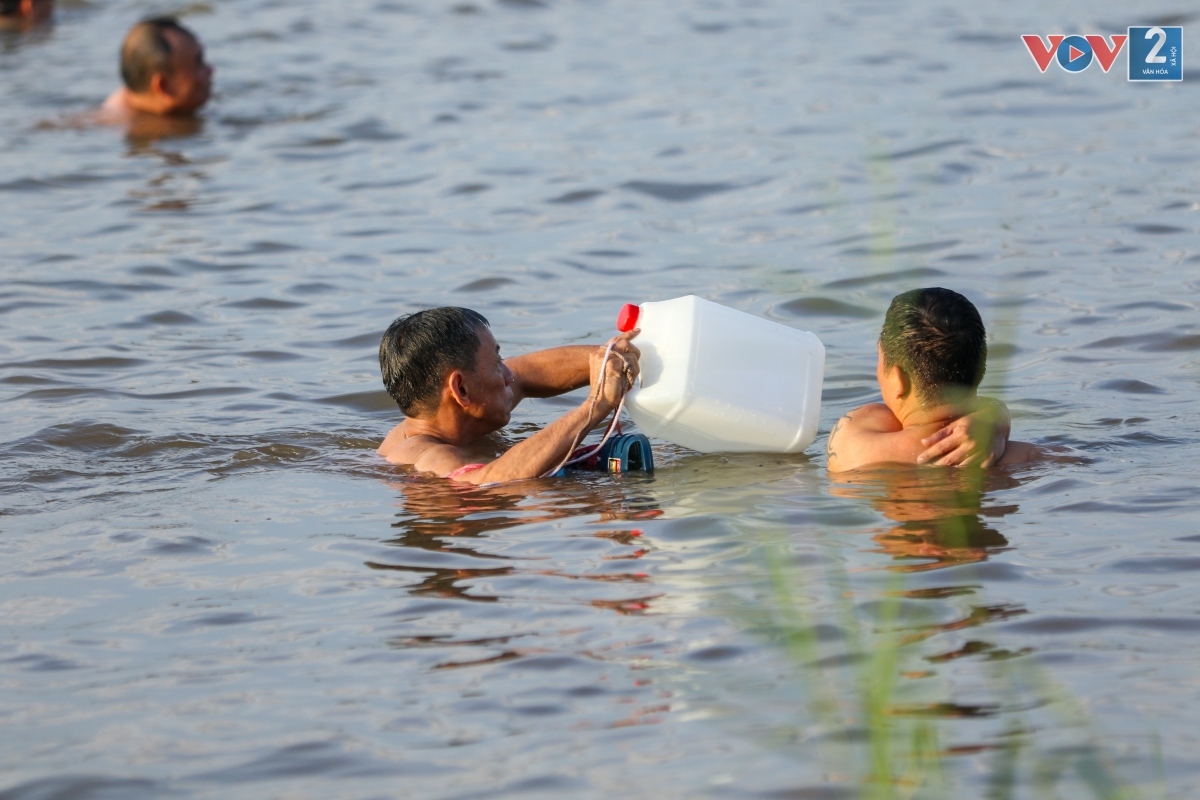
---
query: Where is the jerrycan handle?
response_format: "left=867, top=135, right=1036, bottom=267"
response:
left=616, top=303, right=640, bottom=332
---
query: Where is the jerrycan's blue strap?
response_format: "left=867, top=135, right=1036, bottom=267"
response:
left=598, top=432, right=654, bottom=474
left=552, top=433, right=654, bottom=476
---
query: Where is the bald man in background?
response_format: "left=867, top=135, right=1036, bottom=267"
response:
left=0, top=0, right=53, bottom=30
left=101, top=17, right=213, bottom=121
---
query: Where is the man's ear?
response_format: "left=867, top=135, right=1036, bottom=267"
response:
left=150, top=71, right=172, bottom=100
left=881, top=362, right=911, bottom=402
left=894, top=365, right=914, bottom=400
left=446, top=370, right=471, bottom=410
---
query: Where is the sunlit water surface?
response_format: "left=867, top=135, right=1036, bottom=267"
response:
left=2, top=0, right=1199, bottom=797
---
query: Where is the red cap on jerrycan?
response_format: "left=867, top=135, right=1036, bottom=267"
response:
left=616, top=303, right=640, bottom=332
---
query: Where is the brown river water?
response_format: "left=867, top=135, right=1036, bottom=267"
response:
left=2, top=1, right=1199, bottom=797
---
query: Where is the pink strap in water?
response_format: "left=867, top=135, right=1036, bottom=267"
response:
left=447, top=463, right=487, bottom=481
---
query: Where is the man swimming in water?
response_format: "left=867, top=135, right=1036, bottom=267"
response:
left=377, top=307, right=641, bottom=485
left=0, top=0, right=52, bottom=30
left=100, top=17, right=213, bottom=121
left=827, top=288, right=1035, bottom=473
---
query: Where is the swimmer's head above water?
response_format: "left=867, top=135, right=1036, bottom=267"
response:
left=108, top=17, right=213, bottom=117
left=878, top=287, right=987, bottom=412
left=379, top=307, right=512, bottom=429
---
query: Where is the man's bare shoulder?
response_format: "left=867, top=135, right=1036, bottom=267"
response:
left=96, top=89, right=134, bottom=122
left=841, top=403, right=904, bottom=432
left=377, top=423, right=407, bottom=462
left=378, top=424, right=478, bottom=478
left=827, top=403, right=911, bottom=473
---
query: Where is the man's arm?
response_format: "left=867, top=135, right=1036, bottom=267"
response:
left=505, top=330, right=640, bottom=408
left=916, top=397, right=1011, bottom=467
left=415, top=402, right=604, bottom=483
left=419, top=340, right=636, bottom=484
left=505, top=346, right=593, bottom=407
left=827, top=403, right=919, bottom=473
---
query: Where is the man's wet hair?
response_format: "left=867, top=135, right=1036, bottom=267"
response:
left=880, top=288, right=986, bottom=403
left=380, top=307, right=491, bottom=416
left=120, top=17, right=195, bottom=93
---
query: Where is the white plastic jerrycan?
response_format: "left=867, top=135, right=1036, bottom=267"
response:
left=615, top=295, right=824, bottom=454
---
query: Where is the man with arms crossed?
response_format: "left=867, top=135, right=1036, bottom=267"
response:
left=828, top=288, right=1035, bottom=473
left=378, top=308, right=640, bottom=485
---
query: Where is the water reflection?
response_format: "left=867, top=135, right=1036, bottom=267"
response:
left=386, top=475, right=556, bottom=547
left=830, top=466, right=1020, bottom=572
left=37, top=107, right=206, bottom=145
left=831, top=466, right=1035, bottom=672
left=121, top=113, right=205, bottom=145
left=376, top=472, right=662, bottom=607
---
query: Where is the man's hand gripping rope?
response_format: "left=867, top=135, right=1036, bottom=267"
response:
left=541, top=336, right=637, bottom=478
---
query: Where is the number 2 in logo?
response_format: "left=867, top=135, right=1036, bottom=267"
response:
left=1144, top=27, right=1168, bottom=64
left=1129, top=26, right=1183, bottom=81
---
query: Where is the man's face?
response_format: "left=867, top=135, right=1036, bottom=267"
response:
left=162, top=28, right=213, bottom=114
left=463, top=327, right=515, bottom=431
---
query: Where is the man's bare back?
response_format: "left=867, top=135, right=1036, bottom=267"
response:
left=827, top=403, right=1036, bottom=473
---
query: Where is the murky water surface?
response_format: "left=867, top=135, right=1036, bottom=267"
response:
left=3, top=1, right=1199, bottom=797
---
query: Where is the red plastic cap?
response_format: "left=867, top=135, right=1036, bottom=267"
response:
left=616, top=303, right=640, bottom=332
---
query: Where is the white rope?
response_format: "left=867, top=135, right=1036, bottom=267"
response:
left=562, top=391, right=627, bottom=467
left=540, top=340, right=631, bottom=478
